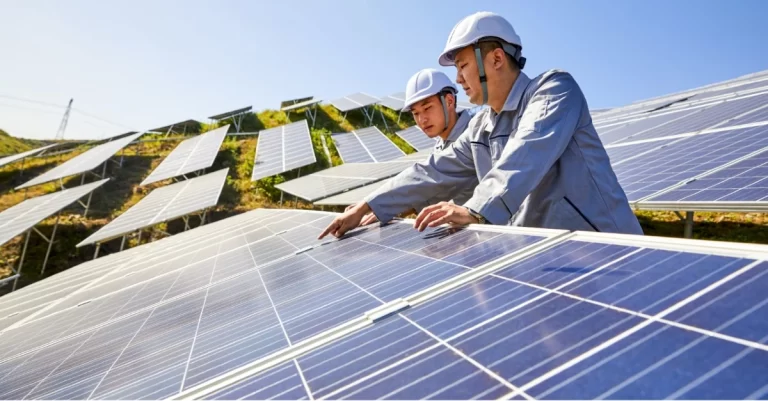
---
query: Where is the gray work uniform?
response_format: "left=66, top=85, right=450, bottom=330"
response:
left=365, top=69, right=643, bottom=234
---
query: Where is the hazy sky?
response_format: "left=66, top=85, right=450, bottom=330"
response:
left=1, top=0, right=767, bottom=140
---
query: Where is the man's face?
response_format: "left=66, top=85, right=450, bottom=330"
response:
left=410, top=95, right=449, bottom=138
left=453, top=46, right=484, bottom=105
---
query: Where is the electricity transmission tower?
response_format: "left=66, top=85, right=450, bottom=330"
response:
left=55, top=98, right=73, bottom=140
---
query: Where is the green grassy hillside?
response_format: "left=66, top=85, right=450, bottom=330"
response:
left=0, top=129, right=45, bottom=155
left=0, top=106, right=766, bottom=293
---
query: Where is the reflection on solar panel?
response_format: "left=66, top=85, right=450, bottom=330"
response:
left=613, top=126, right=768, bottom=201
left=16, top=132, right=143, bottom=190
left=141, top=126, right=228, bottom=186
left=639, top=150, right=768, bottom=210
left=395, top=126, right=434, bottom=151
left=251, top=120, right=315, bottom=181
left=0, top=143, right=59, bottom=169
left=1, top=180, right=108, bottom=247
left=332, top=127, right=404, bottom=163
left=275, top=161, right=414, bottom=202
left=314, top=179, right=390, bottom=206
left=379, top=92, right=406, bottom=111
left=79, top=169, right=228, bottom=247
left=0, top=209, right=570, bottom=400
left=329, top=93, right=380, bottom=113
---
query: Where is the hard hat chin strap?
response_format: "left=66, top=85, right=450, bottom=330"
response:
left=473, top=45, right=489, bottom=105
left=439, top=93, right=451, bottom=133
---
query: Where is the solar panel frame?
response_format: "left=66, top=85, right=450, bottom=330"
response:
left=207, top=106, right=253, bottom=121
left=395, top=126, right=435, bottom=151
left=0, top=143, right=60, bottom=169
left=16, top=132, right=143, bottom=190
left=78, top=169, right=228, bottom=246
left=251, top=120, right=316, bottom=181
left=148, top=119, right=203, bottom=134
left=329, top=93, right=381, bottom=112
left=280, top=98, right=322, bottom=112
left=0, top=179, right=109, bottom=247
left=275, top=161, right=415, bottom=201
left=141, top=125, right=228, bottom=186
left=280, top=96, right=314, bottom=109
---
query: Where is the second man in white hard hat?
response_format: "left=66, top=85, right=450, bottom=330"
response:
left=321, top=11, right=642, bottom=238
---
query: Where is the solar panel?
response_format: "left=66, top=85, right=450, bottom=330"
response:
left=379, top=92, right=406, bottom=111
left=604, top=137, right=682, bottom=165
left=79, top=169, right=228, bottom=246
left=275, top=161, right=415, bottom=202
left=181, top=228, right=768, bottom=400
left=208, top=106, right=252, bottom=121
left=280, top=96, right=314, bottom=109
left=148, top=119, right=202, bottom=134
left=332, top=127, right=403, bottom=163
left=329, top=93, right=380, bottom=113
left=614, top=92, right=768, bottom=144
left=0, top=179, right=108, bottom=247
left=313, top=179, right=390, bottom=206
left=638, top=149, right=768, bottom=211
left=597, top=108, right=700, bottom=145
left=395, top=126, right=435, bottom=151
left=141, top=125, right=228, bottom=186
left=728, top=104, right=768, bottom=126
left=612, top=126, right=768, bottom=201
left=16, top=132, right=142, bottom=190
left=280, top=98, right=322, bottom=112
left=251, top=120, right=315, bottom=181
left=0, top=209, right=563, bottom=400
left=0, top=144, right=60, bottom=169
left=456, top=101, right=475, bottom=111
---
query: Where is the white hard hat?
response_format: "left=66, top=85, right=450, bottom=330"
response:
left=402, top=68, right=457, bottom=112
left=438, top=11, right=525, bottom=68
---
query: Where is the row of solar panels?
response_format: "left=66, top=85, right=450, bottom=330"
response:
left=1, top=208, right=767, bottom=399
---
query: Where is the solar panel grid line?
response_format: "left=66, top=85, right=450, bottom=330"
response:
left=508, top=258, right=765, bottom=399
left=351, top=131, right=377, bottom=162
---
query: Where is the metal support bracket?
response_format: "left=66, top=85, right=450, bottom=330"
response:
left=684, top=211, right=695, bottom=239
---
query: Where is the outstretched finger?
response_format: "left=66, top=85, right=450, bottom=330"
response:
left=417, top=209, right=447, bottom=232
left=414, top=203, right=443, bottom=229
left=318, top=219, right=339, bottom=239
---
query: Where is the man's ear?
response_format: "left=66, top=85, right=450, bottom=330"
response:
left=445, top=92, right=456, bottom=108
left=492, top=48, right=507, bottom=71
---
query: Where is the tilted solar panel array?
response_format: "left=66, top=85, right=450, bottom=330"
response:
left=141, top=125, right=228, bottom=186
left=0, top=143, right=59, bottom=169
left=4, top=209, right=768, bottom=399
left=395, top=126, right=435, bottom=152
left=251, top=120, right=316, bottom=181
left=331, top=127, right=403, bottom=164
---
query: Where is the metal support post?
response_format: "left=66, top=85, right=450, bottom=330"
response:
left=379, top=108, right=389, bottom=132
left=39, top=212, right=61, bottom=275
left=294, top=195, right=299, bottom=208
left=120, top=235, right=127, bottom=251
left=137, top=230, right=142, bottom=244
left=12, top=231, right=32, bottom=291
left=321, top=135, right=332, bottom=165
left=279, top=191, right=284, bottom=207
left=93, top=243, right=101, bottom=259
left=83, top=191, right=94, bottom=217
left=183, top=215, right=191, bottom=231
left=684, top=211, right=694, bottom=239
left=101, top=161, right=108, bottom=178
left=80, top=173, right=86, bottom=186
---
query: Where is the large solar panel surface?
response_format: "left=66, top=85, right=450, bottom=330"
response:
left=0, top=144, right=59, bottom=169
left=332, top=127, right=404, bottom=164
left=612, top=125, right=768, bottom=201
left=16, top=132, right=142, bottom=190
left=275, top=161, right=415, bottom=202
left=251, top=120, right=316, bottom=181
left=378, top=92, right=406, bottom=111
left=79, top=169, right=228, bottom=246
left=141, top=125, right=228, bottom=186
left=0, top=209, right=563, bottom=400
left=395, top=126, right=434, bottom=151
left=0, top=179, right=108, bottom=247
left=329, top=93, right=380, bottom=113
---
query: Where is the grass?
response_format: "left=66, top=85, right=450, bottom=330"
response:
left=0, top=129, right=45, bottom=155
left=0, top=108, right=766, bottom=293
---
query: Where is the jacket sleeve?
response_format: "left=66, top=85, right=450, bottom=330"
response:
left=463, top=72, right=585, bottom=225
left=364, top=134, right=478, bottom=222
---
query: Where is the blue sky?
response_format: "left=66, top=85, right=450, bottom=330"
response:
left=1, top=0, right=767, bottom=140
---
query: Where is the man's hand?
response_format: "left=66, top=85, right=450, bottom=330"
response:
left=413, top=202, right=479, bottom=232
left=319, top=202, right=372, bottom=239
left=360, top=213, right=379, bottom=226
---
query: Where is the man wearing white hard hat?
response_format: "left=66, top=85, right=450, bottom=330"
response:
left=358, top=68, right=475, bottom=226
left=320, top=11, right=642, bottom=239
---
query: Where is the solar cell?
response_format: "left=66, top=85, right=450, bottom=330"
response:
left=728, top=104, right=768, bottom=126
left=0, top=209, right=559, bottom=400
left=0, top=179, right=108, bottom=247
left=355, top=127, right=404, bottom=162
left=275, top=161, right=414, bottom=201
left=190, top=230, right=768, bottom=400
left=395, top=126, right=435, bottom=151
left=604, top=137, right=682, bottom=165
left=331, top=133, right=374, bottom=163
left=16, top=132, right=143, bottom=190
left=638, top=149, right=768, bottom=210
left=251, top=120, right=315, bottom=181
left=79, top=169, right=228, bottom=246
left=612, top=126, right=768, bottom=201
left=0, top=143, right=59, bottom=169
left=141, top=125, right=228, bottom=186
left=597, top=108, right=700, bottom=145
